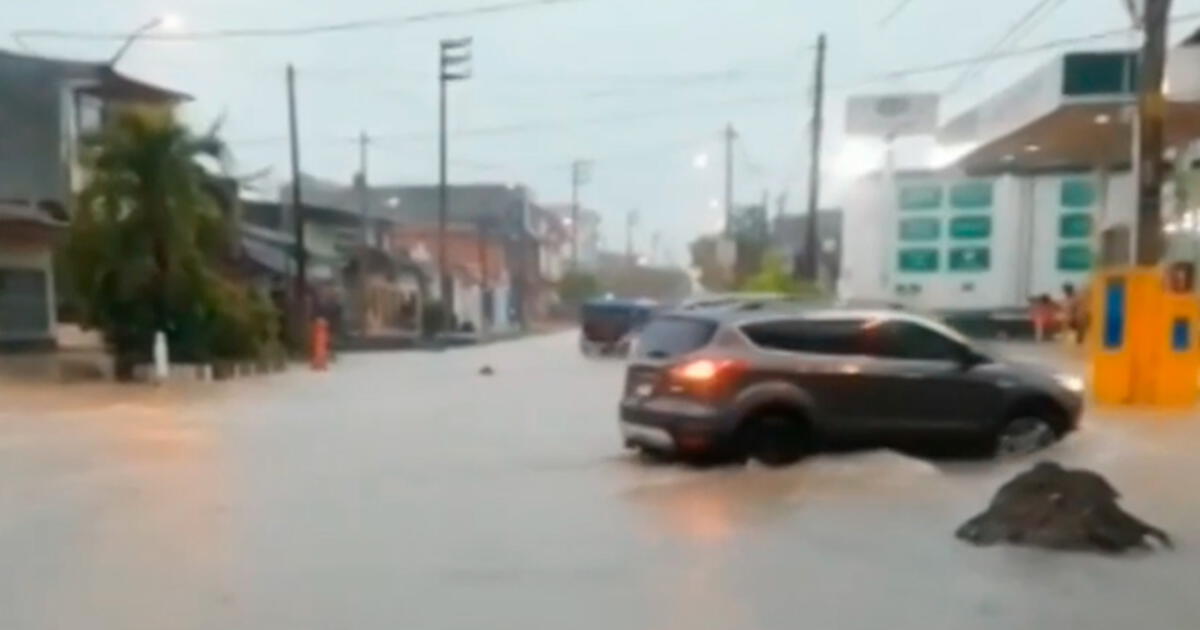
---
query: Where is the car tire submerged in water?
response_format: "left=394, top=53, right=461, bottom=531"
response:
left=741, top=409, right=811, bottom=467
left=994, top=406, right=1064, bottom=458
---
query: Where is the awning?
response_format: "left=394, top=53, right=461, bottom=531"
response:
left=954, top=101, right=1200, bottom=174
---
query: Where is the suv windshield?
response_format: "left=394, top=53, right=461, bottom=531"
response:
left=636, top=316, right=717, bottom=359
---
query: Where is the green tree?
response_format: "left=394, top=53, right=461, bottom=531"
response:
left=740, top=251, right=824, bottom=298
left=68, top=107, right=274, bottom=377
left=558, top=269, right=601, bottom=305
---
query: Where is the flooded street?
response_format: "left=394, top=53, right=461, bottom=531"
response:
left=2, top=332, right=1199, bottom=629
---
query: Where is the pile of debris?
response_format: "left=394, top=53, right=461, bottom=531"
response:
left=956, top=462, right=1172, bottom=553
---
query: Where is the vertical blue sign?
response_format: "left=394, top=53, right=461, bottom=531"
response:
left=1104, top=278, right=1125, bottom=350
left=1172, top=318, right=1190, bottom=352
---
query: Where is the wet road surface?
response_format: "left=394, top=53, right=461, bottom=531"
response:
left=2, top=332, right=1199, bottom=629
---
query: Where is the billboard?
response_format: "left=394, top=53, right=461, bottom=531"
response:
left=846, top=93, right=939, bottom=138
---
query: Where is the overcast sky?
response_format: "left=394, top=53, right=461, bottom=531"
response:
left=10, top=0, right=1200, bottom=263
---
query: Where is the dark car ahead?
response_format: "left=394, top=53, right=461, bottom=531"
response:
left=620, top=308, right=1084, bottom=465
left=579, top=298, right=658, bottom=357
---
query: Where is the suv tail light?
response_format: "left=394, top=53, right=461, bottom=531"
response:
left=667, top=358, right=746, bottom=400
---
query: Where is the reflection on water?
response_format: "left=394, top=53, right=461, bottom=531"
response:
left=0, top=385, right=232, bottom=630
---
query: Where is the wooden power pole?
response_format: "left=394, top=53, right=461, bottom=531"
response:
left=1134, top=0, right=1172, bottom=265
left=805, top=33, right=827, bottom=281
left=286, top=64, right=308, bottom=330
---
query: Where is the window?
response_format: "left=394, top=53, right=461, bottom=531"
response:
left=898, top=185, right=942, bottom=211
left=1059, top=213, right=1092, bottom=238
left=75, top=93, right=104, bottom=135
left=741, top=319, right=865, bottom=355
left=862, top=320, right=963, bottom=361
left=635, top=316, right=717, bottom=358
left=898, top=248, right=939, bottom=272
left=899, top=218, right=940, bottom=241
left=1062, top=52, right=1137, bottom=97
left=0, top=269, right=49, bottom=339
left=1060, top=179, right=1097, bottom=208
left=949, top=181, right=993, bottom=209
left=1058, top=245, right=1093, bottom=271
left=948, top=247, right=990, bottom=271
left=949, top=216, right=991, bottom=239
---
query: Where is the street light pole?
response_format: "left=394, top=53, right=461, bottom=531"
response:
left=570, top=160, right=590, bottom=268
left=438, top=37, right=472, bottom=333
left=724, top=123, right=736, bottom=236
left=108, top=14, right=182, bottom=67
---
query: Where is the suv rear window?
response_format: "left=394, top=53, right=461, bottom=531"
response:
left=636, top=316, right=717, bottom=358
left=740, top=319, right=865, bottom=355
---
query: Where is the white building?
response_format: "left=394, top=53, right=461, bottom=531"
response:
left=841, top=45, right=1200, bottom=312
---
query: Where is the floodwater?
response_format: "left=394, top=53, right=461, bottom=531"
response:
left=1, top=333, right=1197, bottom=629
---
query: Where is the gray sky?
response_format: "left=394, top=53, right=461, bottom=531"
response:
left=11, top=0, right=1200, bottom=263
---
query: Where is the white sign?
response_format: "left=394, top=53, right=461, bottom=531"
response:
left=846, top=93, right=940, bottom=138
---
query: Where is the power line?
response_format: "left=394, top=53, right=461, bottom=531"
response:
left=866, top=9, right=1200, bottom=83
left=879, top=0, right=918, bottom=27
left=945, top=0, right=1068, bottom=93
left=11, top=0, right=591, bottom=43
left=223, top=12, right=1200, bottom=150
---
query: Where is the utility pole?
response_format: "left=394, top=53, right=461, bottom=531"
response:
left=650, top=231, right=662, bottom=266
left=357, top=130, right=370, bottom=244
left=1134, top=0, right=1171, bottom=265
left=286, top=64, right=308, bottom=335
left=626, top=210, right=638, bottom=265
left=724, top=123, right=736, bottom=236
left=355, top=130, right=371, bottom=333
left=438, top=37, right=472, bottom=332
left=805, top=33, right=827, bottom=281
left=570, top=160, right=590, bottom=268
left=477, top=216, right=490, bottom=335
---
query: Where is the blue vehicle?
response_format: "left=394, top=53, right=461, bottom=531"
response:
left=579, top=298, right=658, bottom=357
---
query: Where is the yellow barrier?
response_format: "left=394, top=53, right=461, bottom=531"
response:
left=1090, top=267, right=1199, bottom=407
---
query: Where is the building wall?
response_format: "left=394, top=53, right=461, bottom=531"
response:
left=841, top=170, right=1120, bottom=310
left=0, top=230, right=56, bottom=344
left=0, top=54, right=70, bottom=206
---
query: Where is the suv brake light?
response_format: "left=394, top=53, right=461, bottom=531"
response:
left=667, top=358, right=747, bottom=398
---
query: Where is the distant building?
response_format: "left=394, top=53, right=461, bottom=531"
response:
left=838, top=47, right=1200, bottom=311
left=0, top=50, right=185, bottom=351
left=390, top=226, right=512, bottom=332
left=288, top=176, right=557, bottom=327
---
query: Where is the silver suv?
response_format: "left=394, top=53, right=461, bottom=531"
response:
left=620, top=308, right=1084, bottom=465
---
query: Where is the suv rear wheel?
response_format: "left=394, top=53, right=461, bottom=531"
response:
left=741, top=408, right=811, bottom=467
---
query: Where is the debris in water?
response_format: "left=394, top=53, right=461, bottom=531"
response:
left=479, top=365, right=495, bottom=376
left=956, top=462, right=1172, bottom=552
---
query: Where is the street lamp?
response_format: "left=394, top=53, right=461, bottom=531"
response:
left=109, top=13, right=183, bottom=67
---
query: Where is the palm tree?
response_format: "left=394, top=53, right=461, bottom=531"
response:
left=69, top=106, right=230, bottom=377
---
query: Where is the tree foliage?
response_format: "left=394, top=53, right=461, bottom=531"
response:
left=67, top=107, right=278, bottom=375
left=558, top=269, right=601, bottom=305
left=739, top=252, right=825, bottom=298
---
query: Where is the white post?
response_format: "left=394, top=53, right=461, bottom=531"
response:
left=152, top=330, right=169, bottom=383
left=880, top=135, right=897, bottom=300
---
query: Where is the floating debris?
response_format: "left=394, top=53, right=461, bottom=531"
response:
left=956, top=462, right=1172, bottom=552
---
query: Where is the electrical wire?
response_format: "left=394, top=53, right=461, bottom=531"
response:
left=879, top=0, right=918, bottom=27
left=944, top=0, right=1069, bottom=93
left=11, top=0, right=591, bottom=43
